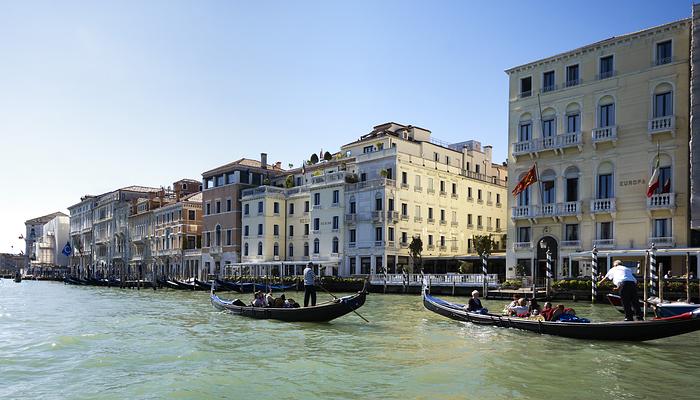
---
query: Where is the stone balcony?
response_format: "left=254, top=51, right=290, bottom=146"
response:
left=648, top=115, right=675, bottom=137
left=590, top=198, right=616, bottom=217
left=511, top=132, right=583, bottom=157
left=592, top=239, right=615, bottom=249
left=647, top=193, right=675, bottom=212
left=560, top=240, right=582, bottom=249
left=591, top=126, right=617, bottom=148
left=649, top=236, right=675, bottom=248
left=513, top=242, right=532, bottom=251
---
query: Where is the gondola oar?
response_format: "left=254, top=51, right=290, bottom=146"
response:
left=318, top=281, right=370, bottom=323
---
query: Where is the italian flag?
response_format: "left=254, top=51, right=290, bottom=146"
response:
left=647, top=158, right=660, bottom=197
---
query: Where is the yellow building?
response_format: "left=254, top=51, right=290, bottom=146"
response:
left=506, top=18, right=692, bottom=280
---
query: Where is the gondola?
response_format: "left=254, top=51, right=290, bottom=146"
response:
left=211, top=284, right=368, bottom=322
left=194, top=279, right=212, bottom=290
left=605, top=294, right=652, bottom=316
left=606, top=294, right=699, bottom=318
left=14, top=272, right=22, bottom=283
left=214, top=279, right=242, bottom=292
left=423, top=288, right=700, bottom=341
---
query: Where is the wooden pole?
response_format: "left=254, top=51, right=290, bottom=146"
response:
left=643, top=251, right=648, bottom=318
left=686, top=252, right=691, bottom=303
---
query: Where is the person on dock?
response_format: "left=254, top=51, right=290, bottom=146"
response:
left=465, top=290, right=487, bottom=313
left=597, top=260, right=644, bottom=321
left=303, top=262, right=317, bottom=307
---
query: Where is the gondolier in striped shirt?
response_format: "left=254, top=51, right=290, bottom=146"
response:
left=598, top=260, right=644, bottom=321
left=303, top=262, right=317, bottom=307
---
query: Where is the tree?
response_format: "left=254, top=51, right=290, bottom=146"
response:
left=458, top=260, right=471, bottom=274
left=408, top=237, right=423, bottom=273
left=310, top=153, right=319, bottom=164
left=323, top=151, right=332, bottom=161
left=379, top=169, right=389, bottom=178
left=284, top=175, right=294, bottom=188
left=473, top=234, right=496, bottom=259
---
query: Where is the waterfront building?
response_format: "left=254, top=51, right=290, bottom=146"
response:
left=200, top=155, right=285, bottom=277
left=24, top=212, right=67, bottom=273
left=68, top=196, right=96, bottom=277
left=506, top=18, right=693, bottom=279
left=341, top=123, right=508, bottom=277
left=0, top=253, right=26, bottom=275
left=32, top=214, right=70, bottom=270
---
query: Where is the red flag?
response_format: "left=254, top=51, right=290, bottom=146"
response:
left=662, top=178, right=671, bottom=193
left=647, top=158, right=660, bottom=197
left=512, top=164, right=538, bottom=197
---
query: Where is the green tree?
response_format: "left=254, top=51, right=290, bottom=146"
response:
left=323, top=151, right=332, bottom=161
left=473, top=234, right=496, bottom=259
left=408, top=237, right=423, bottom=273
left=284, top=175, right=294, bottom=188
left=310, top=153, right=319, bottom=164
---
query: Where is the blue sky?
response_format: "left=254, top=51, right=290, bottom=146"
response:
left=0, top=0, right=692, bottom=253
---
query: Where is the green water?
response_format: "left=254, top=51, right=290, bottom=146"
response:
left=1, top=280, right=699, bottom=400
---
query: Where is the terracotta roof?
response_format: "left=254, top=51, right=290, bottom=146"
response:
left=181, top=192, right=203, bottom=203
left=202, top=158, right=285, bottom=177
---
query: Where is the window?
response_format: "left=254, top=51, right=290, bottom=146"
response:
left=388, top=227, right=394, bottom=242
left=598, top=222, right=613, bottom=240
left=428, top=235, right=434, bottom=246
left=257, top=224, right=263, bottom=235
left=363, top=145, right=374, bottom=154
left=314, top=193, right=321, bottom=206
left=445, top=155, right=450, bottom=166
left=566, top=113, right=580, bottom=133
left=467, top=214, right=472, bottom=225
left=599, top=103, right=615, bottom=127
left=402, top=172, right=408, bottom=185
left=654, top=92, right=673, bottom=118
left=313, top=218, right=320, bottom=231
left=597, top=173, right=613, bottom=199
left=451, top=211, right=457, bottom=222
left=385, top=168, right=393, bottom=180
left=215, top=201, right=220, bottom=214
left=653, top=218, right=671, bottom=238
left=350, top=201, right=356, bottom=214
left=289, top=225, right=294, bottom=236
left=205, top=231, right=211, bottom=247
left=566, top=176, right=579, bottom=202
left=188, top=210, right=195, bottom=220
left=428, top=207, right=434, bottom=220
left=401, top=232, right=408, bottom=244
left=434, top=152, right=439, bottom=162
left=565, top=224, right=579, bottom=241
left=257, top=201, right=263, bottom=214
left=401, top=203, right=408, bottom=216
left=243, top=203, right=248, bottom=215
left=349, top=229, right=356, bottom=243
left=273, top=224, right=279, bottom=236
left=304, top=201, right=309, bottom=212
left=656, top=166, right=672, bottom=194
left=518, top=122, right=531, bottom=142
left=288, top=243, right=294, bottom=257
left=226, top=199, right=232, bottom=212
left=542, top=118, right=555, bottom=137
left=332, top=216, right=339, bottom=230
left=477, top=189, right=482, bottom=200
left=244, top=243, right=248, bottom=256
left=244, top=225, right=249, bottom=237
left=496, top=218, right=501, bottom=230
left=475, top=165, right=480, bottom=174
left=477, top=216, right=482, bottom=227
left=304, top=224, right=309, bottom=235
left=440, top=209, right=446, bottom=221
left=375, top=198, right=383, bottom=211
left=304, top=242, right=309, bottom=257
left=226, top=229, right=232, bottom=246
left=599, top=55, right=614, bottom=79
left=518, top=185, right=530, bottom=206
left=542, top=70, right=555, bottom=92
left=274, top=242, right=279, bottom=257
left=496, top=193, right=501, bottom=204
left=656, top=40, right=672, bottom=65
left=360, top=172, right=367, bottom=182
left=415, top=205, right=421, bottom=218
left=542, top=178, right=555, bottom=204
left=206, top=203, right=211, bottom=215
left=375, top=227, right=382, bottom=242
left=215, top=225, right=221, bottom=246
left=388, top=198, right=394, bottom=211
left=415, top=175, right=421, bottom=188
left=518, top=227, right=531, bottom=242
left=520, top=76, right=532, bottom=97
left=332, top=237, right=339, bottom=253
left=451, top=183, right=457, bottom=194
left=289, top=203, right=295, bottom=215
left=440, top=180, right=445, bottom=193
left=566, top=64, right=579, bottom=87
left=313, top=238, right=320, bottom=254
left=257, top=242, right=263, bottom=256
left=273, top=202, right=280, bottom=214
left=440, top=236, right=445, bottom=246
left=332, top=190, right=339, bottom=204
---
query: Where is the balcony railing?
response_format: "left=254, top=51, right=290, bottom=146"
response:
left=597, top=70, right=616, bottom=80
left=451, top=221, right=459, bottom=227
left=591, top=198, right=616, bottom=214
left=345, top=214, right=357, bottom=224
left=560, top=240, right=582, bottom=249
left=512, top=132, right=582, bottom=156
left=541, top=84, right=557, bottom=93
left=439, top=245, right=447, bottom=251
left=386, top=211, right=399, bottom=222
left=427, top=244, right=435, bottom=250
left=558, top=201, right=581, bottom=216
left=649, top=236, right=675, bottom=247
left=512, top=205, right=536, bottom=219
left=513, top=242, right=532, bottom=250
left=372, top=211, right=385, bottom=222
left=427, top=188, right=435, bottom=195
left=427, top=218, right=435, bottom=224
left=439, top=220, right=447, bottom=226
left=439, top=191, right=447, bottom=197
left=400, top=214, right=409, bottom=221
left=414, top=186, right=423, bottom=193
left=519, top=90, right=532, bottom=98
left=655, top=56, right=673, bottom=66
left=414, top=216, right=423, bottom=223
left=647, top=193, right=675, bottom=210
left=540, top=203, right=556, bottom=217
left=593, top=239, right=615, bottom=249
left=565, top=79, right=580, bottom=88
left=648, top=116, right=674, bottom=136
left=451, top=193, right=459, bottom=199
left=401, top=183, right=409, bottom=189
left=592, top=126, right=617, bottom=147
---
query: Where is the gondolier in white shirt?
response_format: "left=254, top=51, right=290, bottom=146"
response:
left=303, top=262, right=317, bottom=307
left=598, top=260, right=644, bottom=321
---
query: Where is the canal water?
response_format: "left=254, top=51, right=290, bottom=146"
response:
left=1, top=280, right=699, bottom=400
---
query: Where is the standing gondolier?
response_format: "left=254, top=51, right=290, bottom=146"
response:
left=303, top=262, right=317, bottom=307
left=598, top=260, right=644, bottom=321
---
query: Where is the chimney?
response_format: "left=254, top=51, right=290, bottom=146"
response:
left=275, top=161, right=282, bottom=170
left=483, top=145, right=492, bottom=161
left=261, top=153, right=268, bottom=169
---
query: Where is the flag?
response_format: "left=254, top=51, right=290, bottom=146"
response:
left=62, top=241, right=72, bottom=256
left=662, top=177, right=671, bottom=193
left=512, top=164, right=538, bottom=197
left=647, top=157, right=660, bottom=197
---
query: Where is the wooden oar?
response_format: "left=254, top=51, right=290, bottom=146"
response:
left=318, top=281, right=370, bottom=323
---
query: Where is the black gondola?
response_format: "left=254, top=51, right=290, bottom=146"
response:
left=214, top=279, right=242, bottom=292
left=211, top=285, right=367, bottom=322
left=194, top=279, right=212, bottom=290
left=14, top=272, right=22, bottom=283
left=423, top=288, right=700, bottom=341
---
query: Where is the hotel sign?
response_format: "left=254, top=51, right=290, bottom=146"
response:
left=619, top=178, right=645, bottom=187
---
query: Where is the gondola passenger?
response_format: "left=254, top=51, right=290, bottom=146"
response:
left=508, top=298, right=529, bottom=317
left=465, top=290, right=487, bottom=313
left=251, top=291, right=265, bottom=307
left=528, top=298, right=541, bottom=316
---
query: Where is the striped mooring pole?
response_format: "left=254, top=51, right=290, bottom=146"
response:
left=591, top=246, right=598, bottom=302
left=546, top=248, right=553, bottom=297
left=650, top=243, right=658, bottom=298
left=481, top=253, right=488, bottom=297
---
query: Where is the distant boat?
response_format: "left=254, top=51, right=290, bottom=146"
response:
left=14, top=272, right=21, bottom=283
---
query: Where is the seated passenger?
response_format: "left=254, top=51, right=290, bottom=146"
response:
left=285, top=298, right=300, bottom=308
left=251, top=291, right=265, bottom=307
left=272, top=294, right=286, bottom=308
left=528, top=298, right=541, bottom=316
left=465, top=290, right=487, bottom=313
left=550, top=304, right=566, bottom=321
left=540, top=302, right=555, bottom=321
left=508, top=298, right=529, bottom=317
left=503, top=294, right=521, bottom=315
left=265, top=291, right=275, bottom=307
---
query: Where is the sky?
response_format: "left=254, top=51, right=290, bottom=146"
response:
left=0, top=0, right=693, bottom=253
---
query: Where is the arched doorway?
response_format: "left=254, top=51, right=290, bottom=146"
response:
left=536, top=236, right=558, bottom=283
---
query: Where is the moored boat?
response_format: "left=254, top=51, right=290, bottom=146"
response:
left=424, top=288, right=700, bottom=341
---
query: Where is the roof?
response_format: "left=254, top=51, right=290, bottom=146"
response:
left=25, top=211, right=68, bottom=225
left=505, top=17, right=691, bottom=74
left=181, top=192, right=202, bottom=203
left=202, top=158, right=285, bottom=177
left=119, top=185, right=161, bottom=193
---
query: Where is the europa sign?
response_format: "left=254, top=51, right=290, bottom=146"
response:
left=619, top=178, right=645, bottom=187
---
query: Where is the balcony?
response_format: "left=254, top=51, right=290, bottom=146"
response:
left=512, top=205, right=536, bottom=220
left=450, top=245, right=458, bottom=252
left=558, top=201, right=582, bottom=217
left=386, top=211, right=399, bottom=223
left=540, top=203, right=557, bottom=218
left=451, top=193, right=459, bottom=200
left=400, top=214, right=409, bottom=221
left=439, top=220, right=447, bottom=226
left=519, top=90, right=532, bottom=98
left=648, top=116, right=675, bottom=137
left=593, top=239, right=615, bottom=249
left=427, top=244, right=435, bottom=250
left=401, top=183, right=409, bottom=189
left=647, top=193, right=676, bottom=211
left=467, top=196, right=474, bottom=202
left=451, top=221, right=459, bottom=227
left=345, top=214, right=357, bottom=224
left=209, top=245, right=223, bottom=254
left=590, top=198, right=616, bottom=216
left=512, top=132, right=583, bottom=157
left=414, top=186, right=423, bottom=193
left=591, top=126, right=617, bottom=148
left=565, top=79, right=580, bottom=88
left=439, top=245, right=447, bottom=251
left=496, top=202, right=502, bottom=208
left=476, top=225, right=483, bottom=231
left=399, top=241, right=409, bottom=248
left=655, top=56, right=673, bottom=66
left=560, top=240, right=582, bottom=249
left=439, top=191, right=447, bottom=197
left=541, top=84, right=557, bottom=93
left=512, top=140, right=536, bottom=156
left=427, top=188, right=435, bottom=195
left=597, top=70, right=616, bottom=80
left=427, top=218, right=435, bottom=224
left=649, top=236, right=675, bottom=248
left=372, top=211, right=385, bottom=222
left=414, top=216, right=423, bottom=223
left=513, top=242, right=532, bottom=251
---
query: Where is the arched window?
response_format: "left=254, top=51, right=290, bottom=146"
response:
left=518, top=113, right=532, bottom=142
left=313, top=238, right=320, bottom=254
left=540, top=169, right=556, bottom=204
left=598, top=96, right=615, bottom=128
left=215, top=225, right=221, bottom=246
left=653, top=83, right=673, bottom=118
left=541, top=108, right=556, bottom=140
left=596, top=162, right=614, bottom=199
left=288, top=243, right=294, bottom=258
left=273, top=242, right=279, bottom=257
left=651, top=153, right=673, bottom=194
left=517, top=170, right=531, bottom=206
left=332, top=237, right=339, bottom=254
left=564, top=166, right=580, bottom=202
left=565, top=103, right=581, bottom=134
left=257, top=242, right=263, bottom=256
left=244, top=243, right=249, bottom=256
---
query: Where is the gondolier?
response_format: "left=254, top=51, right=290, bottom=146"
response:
left=598, top=260, right=644, bottom=321
left=303, top=262, right=317, bottom=307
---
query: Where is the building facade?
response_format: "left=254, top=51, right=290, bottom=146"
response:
left=33, top=214, right=70, bottom=268
left=24, top=212, right=67, bottom=273
left=506, top=18, right=692, bottom=279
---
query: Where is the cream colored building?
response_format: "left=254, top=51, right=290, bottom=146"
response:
left=153, top=191, right=203, bottom=280
left=506, top=18, right=692, bottom=279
